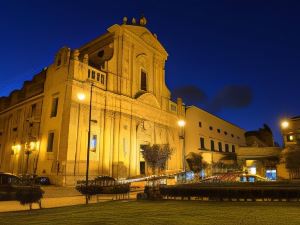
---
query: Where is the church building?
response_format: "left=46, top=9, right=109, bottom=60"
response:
left=0, top=16, right=184, bottom=185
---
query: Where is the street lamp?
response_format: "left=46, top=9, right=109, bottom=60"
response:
left=281, top=120, right=289, bottom=129
left=178, top=119, right=186, bottom=182
left=24, top=140, right=37, bottom=174
left=78, top=83, right=94, bottom=204
left=74, top=92, right=86, bottom=177
left=12, top=144, right=21, bottom=155
left=77, top=92, right=86, bottom=101
left=178, top=119, right=186, bottom=128
left=11, top=144, right=21, bottom=174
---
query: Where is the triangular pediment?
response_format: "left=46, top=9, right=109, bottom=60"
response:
left=108, top=24, right=168, bottom=57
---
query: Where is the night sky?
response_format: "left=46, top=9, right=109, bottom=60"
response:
left=0, top=0, right=299, bottom=145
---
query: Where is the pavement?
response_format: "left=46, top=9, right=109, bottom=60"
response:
left=0, top=186, right=141, bottom=213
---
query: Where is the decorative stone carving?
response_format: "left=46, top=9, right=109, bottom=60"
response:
left=72, top=49, right=80, bottom=60
left=136, top=93, right=160, bottom=109
left=132, top=18, right=136, bottom=25
left=123, top=17, right=128, bottom=25
left=83, top=54, right=89, bottom=64
left=55, top=47, right=70, bottom=67
left=139, top=16, right=147, bottom=26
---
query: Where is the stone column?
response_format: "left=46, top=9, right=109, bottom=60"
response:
left=129, top=119, right=137, bottom=177
left=102, top=112, right=113, bottom=176
left=112, top=112, right=120, bottom=177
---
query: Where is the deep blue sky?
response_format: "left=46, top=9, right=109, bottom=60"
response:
left=0, top=0, right=299, bottom=145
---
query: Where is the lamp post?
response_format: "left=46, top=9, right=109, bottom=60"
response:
left=11, top=144, right=21, bottom=174
left=74, top=92, right=86, bottom=176
left=24, top=141, right=37, bottom=174
left=77, top=82, right=94, bottom=204
left=280, top=119, right=290, bottom=147
left=178, top=119, right=186, bottom=181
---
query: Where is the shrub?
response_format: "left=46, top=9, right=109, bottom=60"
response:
left=15, top=186, right=44, bottom=210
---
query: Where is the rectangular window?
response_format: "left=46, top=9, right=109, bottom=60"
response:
left=199, top=122, right=202, bottom=127
left=210, top=140, right=215, bottom=151
left=101, top=74, right=105, bottom=84
left=31, top=104, right=37, bottom=117
left=287, top=135, right=294, bottom=142
left=92, top=71, right=95, bottom=79
left=171, top=104, right=177, bottom=112
left=141, top=70, right=147, bottom=91
left=47, top=132, right=54, bottom=152
left=225, top=144, right=229, bottom=152
left=200, top=137, right=205, bottom=149
left=209, top=126, right=213, bottom=131
left=232, top=145, right=236, bottom=153
left=90, top=135, right=97, bottom=152
left=50, top=97, right=59, bottom=117
left=218, top=142, right=222, bottom=152
left=97, top=73, right=100, bottom=82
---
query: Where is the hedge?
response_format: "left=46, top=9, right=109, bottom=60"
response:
left=76, top=183, right=130, bottom=196
left=160, top=183, right=300, bottom=201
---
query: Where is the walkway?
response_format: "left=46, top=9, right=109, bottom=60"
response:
left=0, top=186, right=140, bottom=212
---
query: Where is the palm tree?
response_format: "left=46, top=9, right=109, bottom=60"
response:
left=186, top=152, right=208, bottom=181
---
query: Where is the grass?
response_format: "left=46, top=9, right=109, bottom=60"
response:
left=1, top=200, right=300, bottom=225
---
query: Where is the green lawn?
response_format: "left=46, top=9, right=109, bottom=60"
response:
left=1, top=200, right=300, bottom=225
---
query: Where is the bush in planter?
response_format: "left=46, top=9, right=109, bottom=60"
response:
left=75, top=183, right=130, bottom=196
left=75, top=184, right=103, bottom=196
left=16, top=186, right=44, bottom=210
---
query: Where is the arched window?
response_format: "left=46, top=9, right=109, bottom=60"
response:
left=141, top=70, right=147, bottom=91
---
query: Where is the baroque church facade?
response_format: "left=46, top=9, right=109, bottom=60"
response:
left=0, top=17, right=184, bottom=185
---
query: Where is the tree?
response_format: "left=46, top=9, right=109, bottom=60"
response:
left=186, top=152, right=208, bottom=181
left=282, top=144, right=300, bottom=179
left=141, top=144, right=173, bottom=175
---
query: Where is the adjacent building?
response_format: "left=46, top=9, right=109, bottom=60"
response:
left=281, top=116, right=300, bottom=147
left=185, top=106, right=246, bottom=176
left=277, top=116, right=300, bottom=179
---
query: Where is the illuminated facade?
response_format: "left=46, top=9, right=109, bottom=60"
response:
left=0, top=17, right=184, bottom=185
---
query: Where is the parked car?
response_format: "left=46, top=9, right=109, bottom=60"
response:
left=18, top=174, right=51, bottom=185
left=0, top=172, right=21, bottom=200
left=35, top=176, right=51, bottom=185
left=0, top=172, right=46, bottom=201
